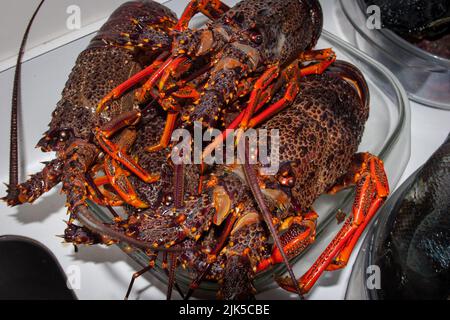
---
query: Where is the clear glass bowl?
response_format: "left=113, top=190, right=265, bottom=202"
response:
left=88, top=0, right=411, bottom=299
left=340, top=0, right=450, bottom=110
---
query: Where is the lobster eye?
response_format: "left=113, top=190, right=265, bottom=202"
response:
left=249, top=30, right=263, bottom=45
left=224, top=16, right=233, bottom=25
left=58, top=129, right=71, bottom=142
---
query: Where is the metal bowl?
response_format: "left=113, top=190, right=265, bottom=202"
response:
left=340, top=0, right=450, bottom=110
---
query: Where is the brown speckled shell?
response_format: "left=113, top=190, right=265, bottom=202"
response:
left=261, top=64, right=369, bottom=211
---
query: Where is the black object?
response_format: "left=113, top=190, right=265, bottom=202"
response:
left=363, top=0, right=450, bottom=38
left=368, top=134, right=450, bottom=300
left=0, top=235, right=77, bottom=300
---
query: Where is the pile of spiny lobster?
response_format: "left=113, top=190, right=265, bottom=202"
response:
left=4, top=0, right=390, bottom=300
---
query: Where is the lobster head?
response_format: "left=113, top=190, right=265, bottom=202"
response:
left=173, top=0, right=323, bottom=69
left=219, top=0, right=323, bottom=65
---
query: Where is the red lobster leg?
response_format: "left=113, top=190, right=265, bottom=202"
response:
left=204, top=48, right=337, bottom=158
left=137, top=0, right=230, bottom=99
left=256, top=213, right=318, bottom=273
left=277, top=153, right=389, bottom=294
left=95, top=112, right=159, bottom=184
left=100, top=128, right=150, bottom=209
left=104, top=156, right=149, bottom=209
left=99, top=110, right=141, bottom=138
left=137, top=56, right=188, bottom=102
left=240, top=66, right=280, bottom=129
left=96, top=52, right=169, bottom=113
left=299, top=48, right=336, bottom=77
left=146, top=111, right=179, bottom=152
left=175, top=0, right=230, bottom=31
left=246, top=48, right=336, bottom=129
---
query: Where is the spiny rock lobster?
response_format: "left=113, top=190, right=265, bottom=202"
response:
left=79, top=61, right=389, bottom=299
left=4, top=1, right=179, bottom=242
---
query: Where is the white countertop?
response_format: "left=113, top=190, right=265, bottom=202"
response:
left=0, top=0, right=449, bottom=300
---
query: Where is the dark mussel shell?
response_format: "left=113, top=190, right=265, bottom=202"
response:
left=370, top=134, right=450, bottom=300
left=364, top=0, right=450, bottom=39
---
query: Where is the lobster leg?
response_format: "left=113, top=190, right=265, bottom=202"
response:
left=124, top=252, right=185, bottom=300
left=136, top=56, right=187, bottom=102
left=145, top=111, right=179, bottom=152
left=247, top=80, right=300, bottom=129
left=100, top=128, right=150, bottom=208
left=95, top=114, right=160, bottom=184
left=203, top=48, right=337, bottom=157
left=98, top=110, right=141, bottom=138
left=201, top=81, right=272, bottom=161
left=175, top=0, right=230, bottom=31
left=97, top=52, right=170, bottom=113
left=87, top=177, right=124, bottom=207
left=184, top=212, right=239, bottom=300
left=299, top=48, right=336, bottom=77
left=88, top=166, right=124, bottom=207
left=104, top=156, right=149, bottom=209
left=277, top=153, right=389, bottom=294
left=240, top=66, right=280, bottom=129
left=246, top=49, right=336, bottom=129
left=136, top=0, right=230, bottom=99
left=256, top=212, right=318, bottom=273
left=125, top=254, right=157, bottom=300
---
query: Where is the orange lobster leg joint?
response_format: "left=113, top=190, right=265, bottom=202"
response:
left=95, top=131, right=159, bottom=184
left=171, top=86, right=201, bottom=101
left=137, top=56, right=185, bottom=102
left=87, top=183, right=124, bottom=207
left=240, top=66, right=280, bottom=129
left=99, top=110, right=141, bottom=138
left=93, top=175, right=109, bottom=187
left=158, top=57, right=191, bottom=93
left=96, top=52, right=169, bottom=113
left=277, top=153, right=389, bottom=294
left=256, top=215, right=317, bottom=273
left=104, top=157, right=149, bottom=209
left=146, top=112, right=178, bottom=153
left=248, top=81, right=300, bottom=129
left=175, top=0, right=230, bottom=31
left=299, top=48, right=337, bottom=77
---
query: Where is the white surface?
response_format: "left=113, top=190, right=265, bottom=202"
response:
left=0, top=0, right=449, bottom=300
left=0, top=0, right=130, bottom=64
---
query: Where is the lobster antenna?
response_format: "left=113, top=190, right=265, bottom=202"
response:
left=240, top=139, right=304, bottom=299
left=9, top=0, right=45, bottom=197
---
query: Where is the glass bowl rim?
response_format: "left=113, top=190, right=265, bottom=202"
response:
left=339, top=0, right=450, bottom=68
